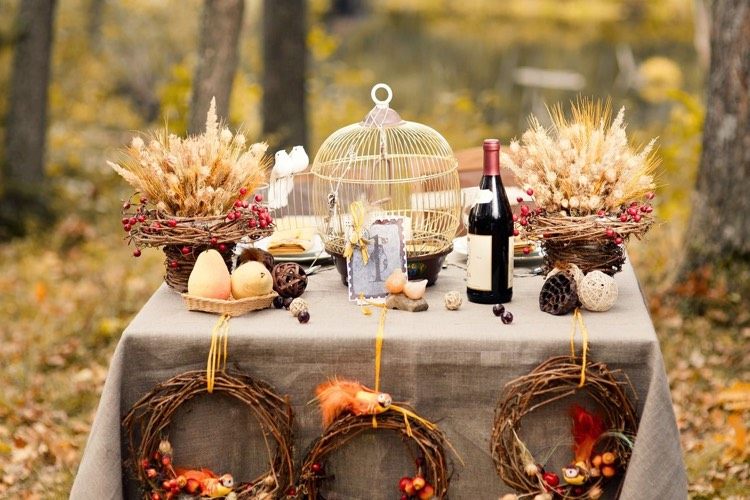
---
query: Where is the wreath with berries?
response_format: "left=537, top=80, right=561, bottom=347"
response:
left=122, top=370, right=294, bottom=500
left=491, top=355, right=638, bottom=499
left=295, top=410, right=451, bottom=499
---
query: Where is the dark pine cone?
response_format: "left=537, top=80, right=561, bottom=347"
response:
left=238, top=247, right=275, bottom=272
left=539, top=271, right=579, bottom=315
left=272, top=262, right=308, bottom=298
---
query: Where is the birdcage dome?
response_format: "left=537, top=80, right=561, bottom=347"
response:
left=311, top=84, right=461, bottom=268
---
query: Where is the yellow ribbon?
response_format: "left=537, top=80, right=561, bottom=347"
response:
left=359, top=294, right=387, bottom=428
left=343, top=201, right=369, bottom=265
left=569, top=308, right=589, bottom=387
left=206, top=314, right=231, bottom=393
left=357, top=296, right=463, bottom=465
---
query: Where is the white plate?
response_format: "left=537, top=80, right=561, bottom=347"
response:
left=452, top=236, right=544, bottom=264
left=255, top=234, right=331, bottom=263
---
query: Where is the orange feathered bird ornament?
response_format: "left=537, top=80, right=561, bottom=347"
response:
left=173, top=467, right=234, bottom=498
left=570, top=404, right=606, bottom=463
left=315, top=378, right=393, bottom=427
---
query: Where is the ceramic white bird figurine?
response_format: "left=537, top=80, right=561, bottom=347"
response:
left=268, top=150, right=294, bottom=209
left=289, top=145, right=309, bottom=173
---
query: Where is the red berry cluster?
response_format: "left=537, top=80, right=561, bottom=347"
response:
left=121, top=196, right=170, bottom=257
left=398, top=458, right=435, bottom=500
left=140, top=442, right=182, bottom=500
left=512, top=193, right=542, bottom=255
left=121, top=188, right=273, bottom=259
left=604, top=192, right=655, bottom=245
left=228, top=192, right=273, bottom=229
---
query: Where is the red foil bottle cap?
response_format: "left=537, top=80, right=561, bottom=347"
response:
left=483, top=139, right=501, bottom=175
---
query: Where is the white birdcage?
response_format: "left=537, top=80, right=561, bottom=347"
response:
left=311, top=84, right=461, bottom=284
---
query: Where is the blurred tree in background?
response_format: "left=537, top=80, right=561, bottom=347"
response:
left=188, top=0, right=245, bottom=133
left=263, top=0, right=308, bottom=150
left=683, top=0, right=749, bottom=288
left=0, top=0, right=747, bottom=497
left=1, top=0, right=57, bottom=238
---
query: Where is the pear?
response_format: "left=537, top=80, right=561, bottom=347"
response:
left=231, top=261, right=273, bottom=298
left=187, top=250, right=231, bottom=299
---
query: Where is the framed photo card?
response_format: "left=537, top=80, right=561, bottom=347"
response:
left=347, top=218, right=407, bottom=301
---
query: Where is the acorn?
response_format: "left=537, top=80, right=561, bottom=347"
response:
left=158, top=439, right=173, bottom=456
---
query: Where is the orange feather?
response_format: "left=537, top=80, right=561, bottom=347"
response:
left=315, top=378, right=392, bottom=427
left=570, top=405, right=606, bottom=463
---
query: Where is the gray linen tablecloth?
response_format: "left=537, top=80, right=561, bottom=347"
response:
left=71, top=256, right=687, bottom=499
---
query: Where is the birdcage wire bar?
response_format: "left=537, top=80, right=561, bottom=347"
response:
left=311, top=85, right=461, bottom=260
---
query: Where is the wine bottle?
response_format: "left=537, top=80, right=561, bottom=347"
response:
left=466, top=139, right=514, bottom=304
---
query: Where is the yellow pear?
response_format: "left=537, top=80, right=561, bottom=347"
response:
left=187, top=250, right=231, bottom=299
left=231, top=261, right=273, bottom=298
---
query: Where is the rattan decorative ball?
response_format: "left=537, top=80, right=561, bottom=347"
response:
left=289, top=297, right=308, bottom=317
left=443, top=291, right=462, bottom=310
left=539, top=271, right=579, bottom=315
left=578, top=270, right=618, bottom=312
left=311, top=84, right=461, bottom=271
left=272, top=262, right=308, bottom=298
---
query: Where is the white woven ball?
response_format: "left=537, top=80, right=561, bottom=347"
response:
left=443, top=291, right=463, bottom=310
left=289, top=297, right=308, bottom=317
left=578, top=271, right=618, bottom=312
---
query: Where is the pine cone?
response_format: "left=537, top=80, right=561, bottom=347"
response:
left=539, top=271, right=579, bottom=315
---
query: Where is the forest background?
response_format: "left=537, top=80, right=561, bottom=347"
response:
left=0, top=0, right=747, bottom=498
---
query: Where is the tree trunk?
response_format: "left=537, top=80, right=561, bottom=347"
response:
left=1, top=0, right=57, bottom=237
left=683, top=1, right=750, bottom=278
left=262, top=0, right=307, bottom=151
left=87, top=0, right=105, bottom=50
left=188, top=0, right=245, bottom=134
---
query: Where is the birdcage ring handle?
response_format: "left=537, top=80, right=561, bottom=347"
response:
left=371, top=83, right=393, bottom=109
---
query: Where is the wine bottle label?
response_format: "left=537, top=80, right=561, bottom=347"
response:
left=466, top=233, right=492, bottom=291
left=508, top=236, right=514, bottom=289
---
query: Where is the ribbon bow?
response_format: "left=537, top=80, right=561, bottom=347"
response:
left=343, top=201, right=369, bottom=265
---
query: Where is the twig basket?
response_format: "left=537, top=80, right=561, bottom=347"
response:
left=527, top=213, right=654, bottom=275
left=181, top=292, right=278, bottom=316
left=125, top=210, right=273, bottom=293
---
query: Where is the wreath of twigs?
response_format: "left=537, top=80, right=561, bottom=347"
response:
left=491, top=356, right=638, bottom=499
left=123, top=370, right=294, bottom=499
left=297, top=410, right=451, bottom=498
left=524, top=213, right=654, bottom=275
left=122, top=206, right=273, bottom=292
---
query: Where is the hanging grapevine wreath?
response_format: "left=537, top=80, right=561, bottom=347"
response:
left=293, top=378, right=452, bottom=499
left=296, top=411, right=450, bottom=499
left=123, top=370, right=295, bottom=499
left=491, top=355, right=638, bottom=500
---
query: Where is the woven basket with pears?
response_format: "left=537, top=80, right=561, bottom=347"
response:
left=502, top=101, right=657, bottom=275
left=109, top=99, right=274, bottom=292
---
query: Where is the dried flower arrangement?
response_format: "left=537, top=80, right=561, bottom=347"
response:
left=502, top=100, right=658, bottom=274
left=108, top=99, right=274, bottom=292
left=108, top=98, right=268, bottom=217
